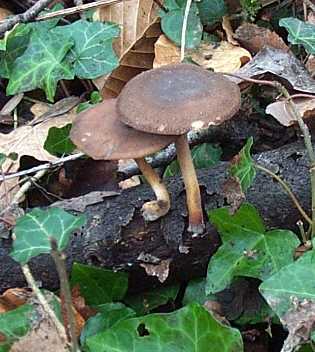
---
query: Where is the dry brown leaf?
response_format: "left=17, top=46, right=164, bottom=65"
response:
left=154, top=35, right=251, bottom=73
left=306, top=55, right=315, bottom=76
left=0, top=288, right=30, bottom=313
left=140, top=259, right=171, bottom=283
left=93, top=0, right=161, bottom=92
left=266, top=98, right=315, bottom=127
left=0, top=6, right=12, bottom=21
left=234, top=23, right=289, bottom=54
left=0, top=111, right=74, bottom=209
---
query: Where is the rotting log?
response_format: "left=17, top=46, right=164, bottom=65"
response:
left=0, top=140, right=311, bottom=293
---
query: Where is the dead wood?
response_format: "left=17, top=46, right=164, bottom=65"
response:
left=0, top=140, right=311, bottom=293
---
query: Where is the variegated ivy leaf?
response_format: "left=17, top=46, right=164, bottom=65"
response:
left=52, top=20, right=120, bottom=79
left=10, top=207, right=86, bottom=264
left=6, top=29, right=74, bottom=102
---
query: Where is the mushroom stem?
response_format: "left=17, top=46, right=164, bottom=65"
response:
left=175, top=134, right=205, bottom=235
left=135, top=157, right=171, bottom=222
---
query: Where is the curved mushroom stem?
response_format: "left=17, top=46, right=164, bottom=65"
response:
left=175, top=134, right=205, bottom=235
left=135, top=157, right=171, bottom=222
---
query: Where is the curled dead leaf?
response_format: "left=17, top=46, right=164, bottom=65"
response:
left=140, top=259, right=171, bottom=283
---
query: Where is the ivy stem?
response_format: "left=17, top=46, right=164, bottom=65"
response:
left=50, top=238, right=80, bottom=352
left=21, top=264, right=68, bottom=343
left=255, top=163, right=312, bottom=227
left=297, top=220, right=308, bottom=243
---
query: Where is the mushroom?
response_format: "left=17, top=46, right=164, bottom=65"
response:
left=70, top=99, right=176, bottom=221
left=117, top=63, right=241, bottom=235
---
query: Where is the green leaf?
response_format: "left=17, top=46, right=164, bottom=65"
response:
left=124, top=285, right=180, bottom=315
left=161, top=1, right=202, bottom=49
left=280, top=17, right=315, bottom=54
left=0, top=304, right=34, bottom=350
left=0, top=24, right=31, bottom=78
left=260, top=250, right=315, bottom=318
left=44, top=124, right=76, bottom=156
left=76, top=91, right=103, bottom=113
left=164, top=143, right=222, bottom=177
left=52, top=20, right=120, bottom=79
left=230, top=137, right=256, bottom=192
left=80, top=303, right=136, bottom=346
left=206, top=204, right=300, bottom=294
left=6, top=29, right=74, bottom=102
left=183, top=278, right=215, bottom=305
left=86, top=303, right=244, bottom=352
left=70, top=263, right=128, bottom=306
left=10, top=208, right=86, bottom=264
left=197, top=0, right=227, bottom=26
left=0, top=153, right=6, bottom=167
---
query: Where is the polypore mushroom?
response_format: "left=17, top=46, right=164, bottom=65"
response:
left=117, top=63, right=241, bottom=235
left=70, top=99, right=176, bottom=221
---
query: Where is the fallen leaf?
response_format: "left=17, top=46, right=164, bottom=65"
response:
left=0, top=112, right=74, bottom=209
left=140, top=259, right=171, bottom=283
left=231, top=47, right=315, bottom=94
left=0, top=6, right=12, bottom=21
left=154, top=35, right=251, bottom=73
left=222, top=176, right=245, bottom=214
left=119, top=176, right=141, bottom=189
left=266, top=98, right=315, bottom=127
left=306, top=54, right=315, bottom=76
left=0, top=288, right=30, bottom=312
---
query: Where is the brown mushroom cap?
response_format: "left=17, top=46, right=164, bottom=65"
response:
left=117, top=63, right=241, bottom=135
left=70, top=99, right=175, bottom=160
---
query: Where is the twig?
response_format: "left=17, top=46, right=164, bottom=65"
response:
left=0, top=0, right=54, bottom=37
left=303, top=0, right=315, bottom=12
left=0, top=153, right=84, bottom=182
left=36, top=0, right=124, bottom=21
left=21, top=264, right=68, bottom=344
left=50, top=238, right=80, bottom=352
left=255, top=164, right=312, bottom=226
left=180, top=0, right=192, bottom=61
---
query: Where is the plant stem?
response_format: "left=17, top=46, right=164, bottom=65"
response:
left=255, top=163, right=312, bottom=226
left=50, top=239, right=80, bottom=352
left=180, top=0, right=192, bottom=61
left=297, top=220, right=308, bottom=243
left=21, top=264, right=68, bottom=343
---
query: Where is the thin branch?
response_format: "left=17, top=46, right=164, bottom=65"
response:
left=0, top=153, right=84, bottom=182
left=303, top=0, right=315, bottom=12
left=36, top=0, right=124, bottom=21
left=180, top=0, right=192, bottom=61
left=50, top=239, right=80, bottom=352
left=0, top=0, right=54, bottom=37
left=21, top=264, right=68, bottom=344
left=255, top=163, right=312, bottom=226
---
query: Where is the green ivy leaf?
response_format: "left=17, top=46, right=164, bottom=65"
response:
left=80, top=303, right=136, bottom=346
left=183, top=278, right=215, bottom=306
left=77, top=90, right=103, bottom=113
left=206, top=204, right=300, bottom=294
left=164, top=143, right=222, bottom=178
left=44, top=124, right=76, bottom=156
left=197, top=0, right=227, bottom=26
left=260, top=251, right=315, bottom=318
left=0, top=153, right=6, bottom=167
left=161, top=0, right=202, bottom=49
left=124, top=285, right=180, bottom=315
left=0, top=24, right=31, bottom=78
left=10, top=208, right=86, bottom=264
left=86, top=303, right=244, bottom=352
left=230, top=137, right=256, bottom=192
left=70, top=263, right=128, bottom=306
left=52, top=20, right=120, bottom=79
left=0, top=304, right=34, bottom=350
left=6, top=29, right=74, bottom=102
left=279, top=17, right=315, bottom=54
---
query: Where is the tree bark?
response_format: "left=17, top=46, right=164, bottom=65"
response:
left=0, top=140, right=311, bottom=293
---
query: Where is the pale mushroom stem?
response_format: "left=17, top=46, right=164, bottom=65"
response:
left=175, top=134, right=205, bottom=235
left=135, top=157, right=171, bottom=222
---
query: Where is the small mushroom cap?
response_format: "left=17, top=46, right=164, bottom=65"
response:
left=117, top=63, right=241, bottom=135
left=70, top=99, right=175, bottom=160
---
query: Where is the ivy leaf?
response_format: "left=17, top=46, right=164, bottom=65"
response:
left=0, top=304, right=34, bottom=351
left=197, top=0, right=227, bottom=26
left=6, top=29, right=74, bottom=102
left=80, top=303, right=136, bottom=346
left=124, top=285, right=180, bottom=315
left=70, top=263, right=128, bottom=306
left=161, top=0, right=202, bottom=49
left=86, top=303, right=244, bottom=352
left=279, top=17, right=315, bottom=54
left=164, top=143, right=222, bottom=177
left=44, top=124, right=76, bottom=156
left=206, top=204, right=300, bottom=294
left=10, top=207, right=86, bottom=264
left=52, top=20, right=120, bottom=79
left=230, top=137, right=256, bottom=192
left=0, top=24, right=31, bottom=78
